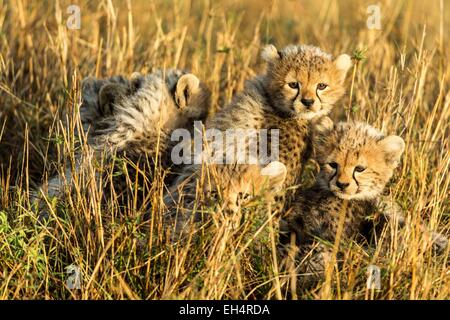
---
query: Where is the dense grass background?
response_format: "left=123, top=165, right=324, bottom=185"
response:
left=0, top=0, right=448, bottom=299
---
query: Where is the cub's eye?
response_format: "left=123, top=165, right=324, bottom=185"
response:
left=209, top=190, right=218, bottom=198
left=328, top=162, right=338, bottom=169
left=238, top=192, right=251, bottom=201
left=317, top=83, right=328, bottom=90
left=288, top=82, right=299, bottom=89
left=354, top=166, right=366, bottom=173
left=236, top=192, right=251, bottom=205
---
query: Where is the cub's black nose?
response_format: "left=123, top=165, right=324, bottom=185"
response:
left=301, top=98, right=314, bottom=107
left=336, top=181, right=350, bottom=190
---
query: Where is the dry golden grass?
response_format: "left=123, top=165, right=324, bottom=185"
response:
left=0, top=0, right=448, bottom=299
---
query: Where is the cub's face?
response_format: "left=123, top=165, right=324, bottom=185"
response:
left=262, top=44, right=352, bottom=119
left=315, top=122, right=405, bottom=200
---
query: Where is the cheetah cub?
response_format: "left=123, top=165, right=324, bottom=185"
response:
left=34, top=69, right=211, bottom=211
left=281, top=121, right=447, bottom=289
left=167, top=161, right=288, bottom=237
left=81, top=69, right=211, bottom=159
left=168, top=44, right=352, bottom=233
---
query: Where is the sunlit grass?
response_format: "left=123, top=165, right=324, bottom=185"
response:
left=0, top=0, right=448, bottom=299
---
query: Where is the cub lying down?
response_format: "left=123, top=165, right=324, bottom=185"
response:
left=33, top=69, right=211, bottom=214
left=280, top=121, right=448, bottom=289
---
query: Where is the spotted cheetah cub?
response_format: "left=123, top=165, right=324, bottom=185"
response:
left=34, top=69, right=211, bottom=210
left=81, top=69, right=211, bottom=159
left=167, top=44, right=352, bottom=234
left=281, top=122, right=447, bottom=288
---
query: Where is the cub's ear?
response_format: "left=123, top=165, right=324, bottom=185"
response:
left=99, top=83, right=129, bottom=116
left=175, top=73, right=200, bottom=109
left=82, top=77, right=106, bottom=96
left=260, top=161, right=287, bottom=193
left=261, top=44, right=282, bottom=63
left=130, top=72, right=144, bottom=90
left=130, top=71, right=142, bottom=79
left=333, top=53, right=352, bottom=81
left=81, top=77, right=96, bottom=93
left=378, top=135, right=405, bottom=167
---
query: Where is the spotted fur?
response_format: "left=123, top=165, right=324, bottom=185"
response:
left=166, top=44, right=352, bottom=237
left=281, top=122, right=447, bottom=290
left=33, top=69, right=211, bottom=213
left=166, top=161, right=288, bottom=237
